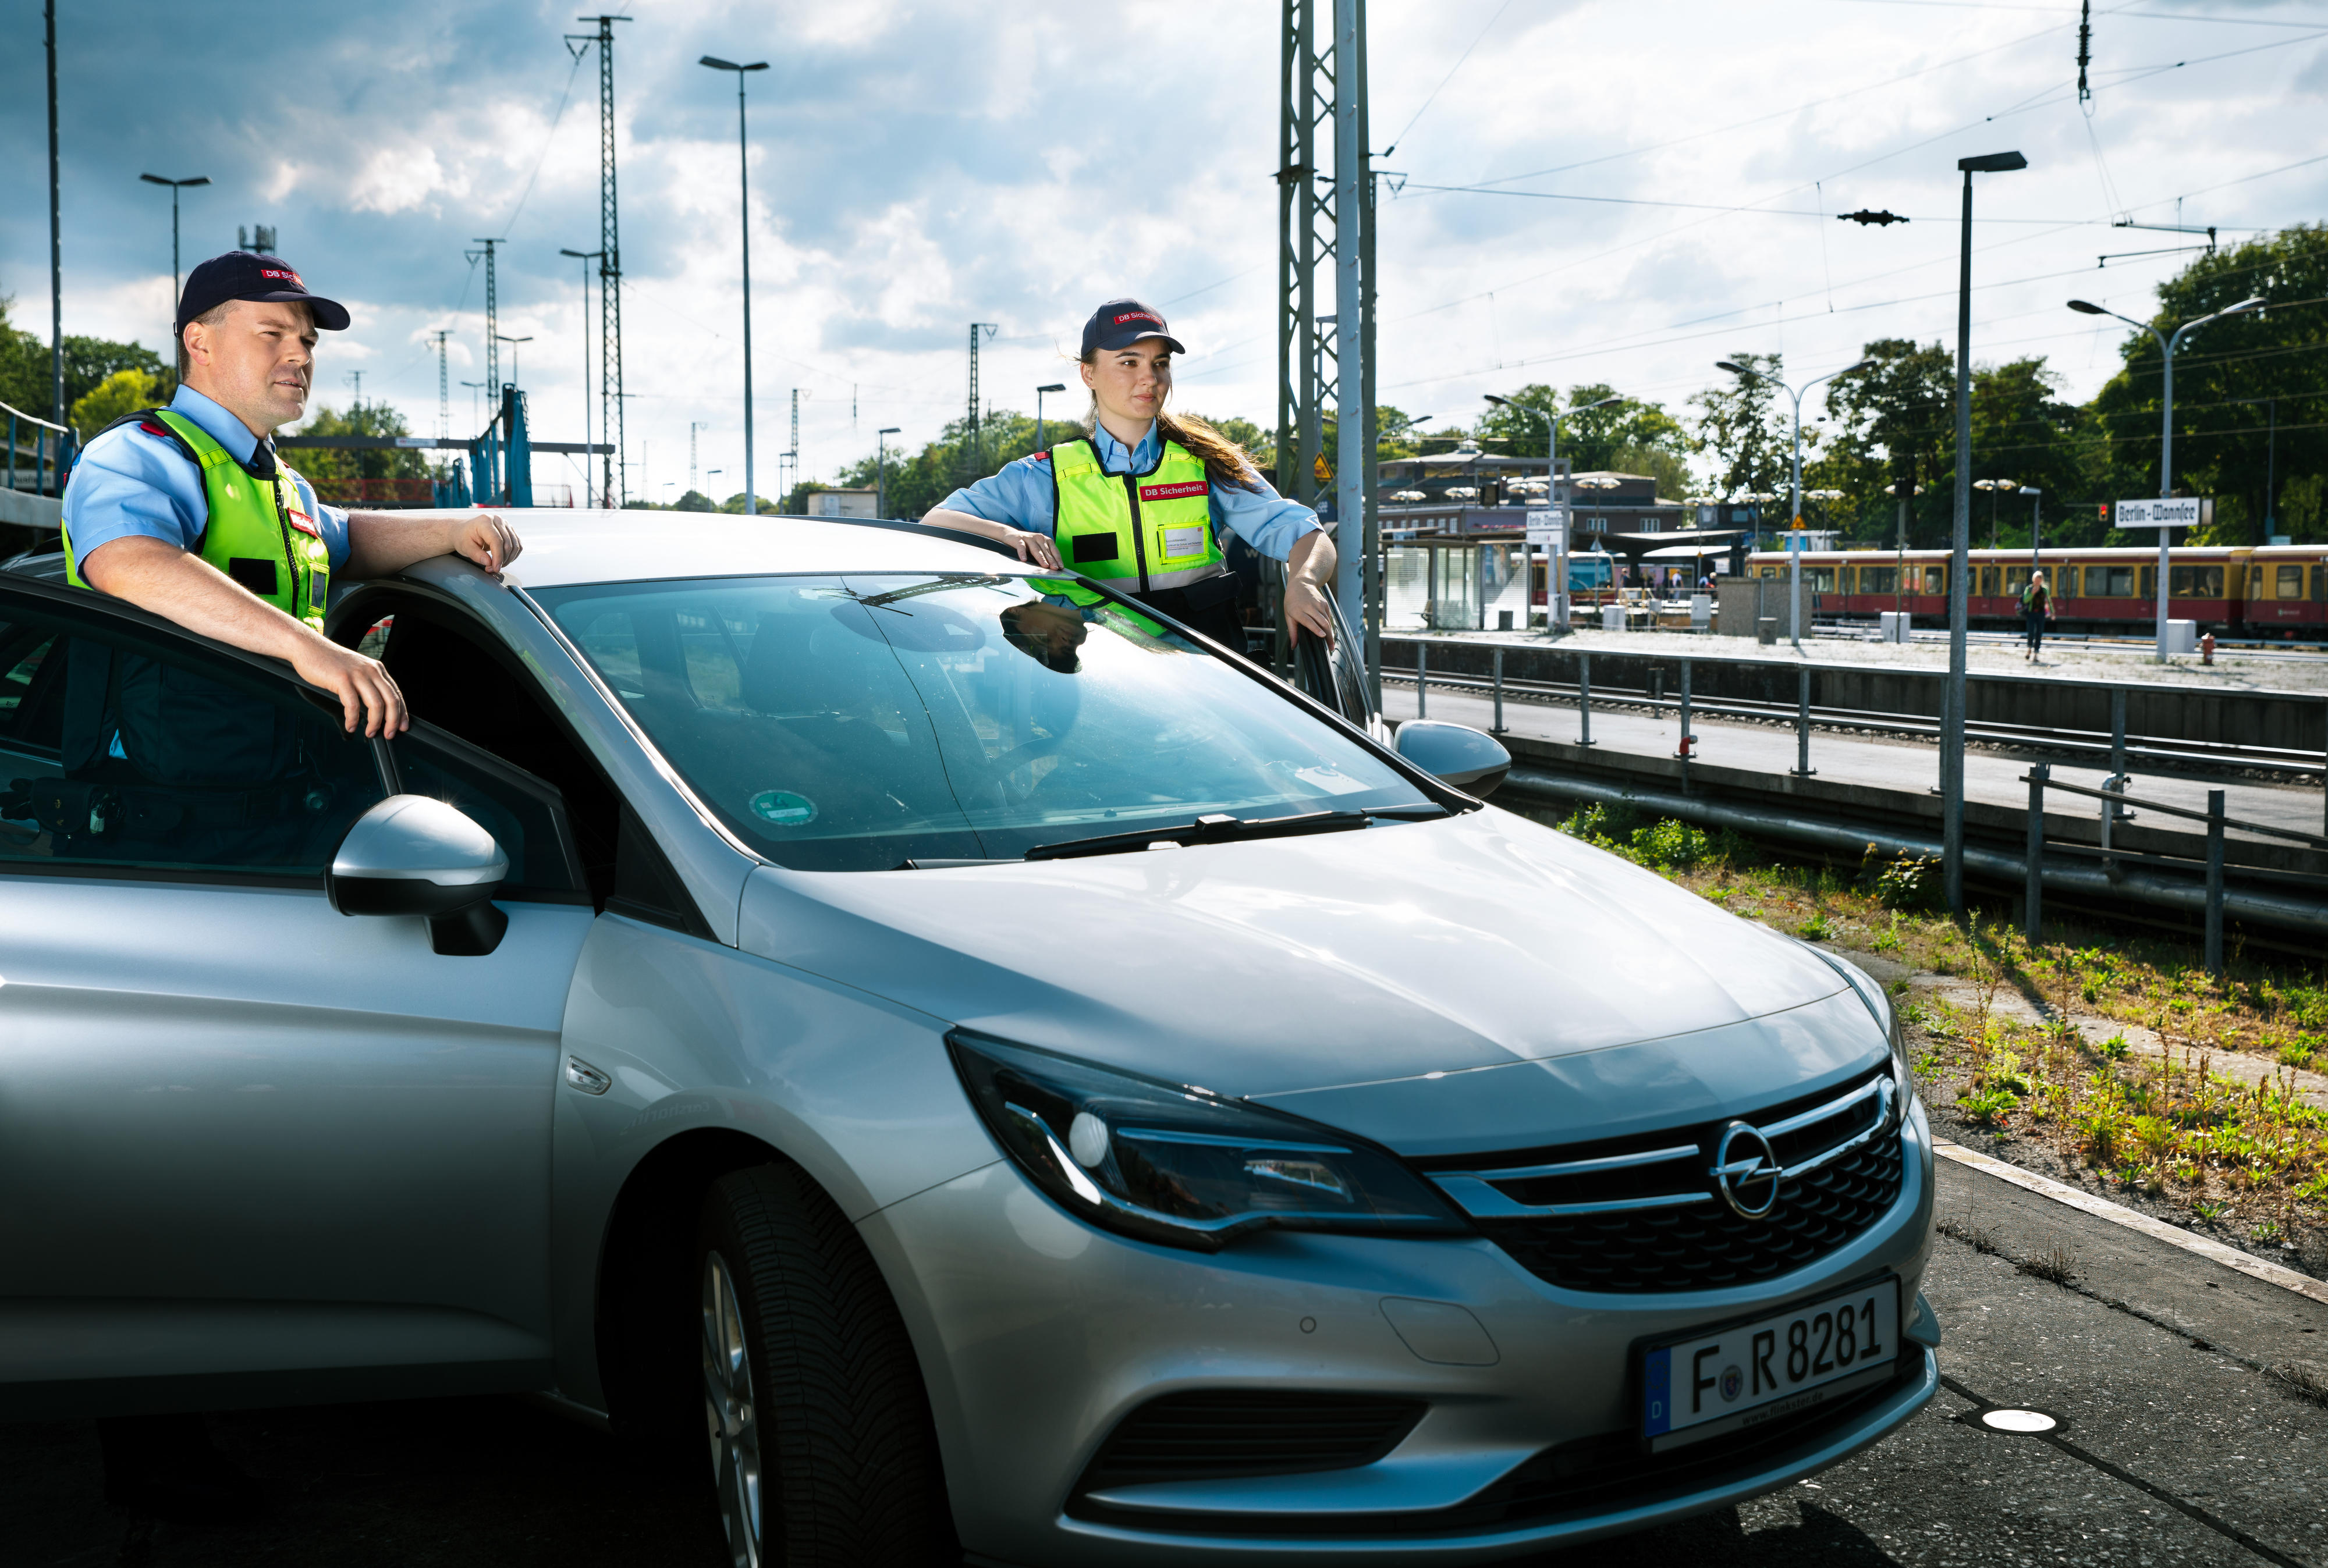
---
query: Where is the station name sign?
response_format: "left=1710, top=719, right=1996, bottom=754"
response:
left=2114, top=497, right=2211, bottom=529
left=1525, top=507, right=1566, bottom=548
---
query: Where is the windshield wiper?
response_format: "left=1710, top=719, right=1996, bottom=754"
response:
left=1024, top=804, right=1447, bottom=862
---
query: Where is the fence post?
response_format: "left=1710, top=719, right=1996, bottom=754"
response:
left=6, top=409, right=15, bottom=492
left=2024, top=763, right=2047, bottom=948
left=1790, top=665, right=1815, bottom=777
left=1492, top=645, right=1505, bottom=735
left=1676, top=658, right=1694, bottom=770
left=2099, top=777, right=2118, bottom=880
left=2205, top=788, right=2225, bottom=979
left=2109, top=687, right=2131, bottom=823
left=1417, top=643, right=1428, bottom=720
left=1578, top=651, right=1595, bottom=747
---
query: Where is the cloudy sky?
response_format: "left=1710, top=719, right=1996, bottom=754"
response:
left=5, top=0, right=2323, bottom=504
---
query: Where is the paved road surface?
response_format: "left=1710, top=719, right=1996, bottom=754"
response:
left=10, top=1159, right=2324, bottom=1566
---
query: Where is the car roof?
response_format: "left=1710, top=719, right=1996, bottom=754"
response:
left=416, top=509, right=1020, bottom=589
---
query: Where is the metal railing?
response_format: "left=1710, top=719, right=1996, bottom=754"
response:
left=2021, top=765, right=2328, bottom=975
left=1383, top=640, right=2328, bottom=836
left=3, top=399, right=77, bottom=502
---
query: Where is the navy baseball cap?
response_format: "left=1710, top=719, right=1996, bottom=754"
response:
left=1081, top=297, right=1184, bottom=357
left=176, top=250, right=350, bottom=336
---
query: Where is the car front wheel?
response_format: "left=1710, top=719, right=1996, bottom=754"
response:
left=697, top=1162, right=953, bottom=1567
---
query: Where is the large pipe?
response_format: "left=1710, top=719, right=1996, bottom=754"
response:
left=1500, top=767, right=2328, bottom=937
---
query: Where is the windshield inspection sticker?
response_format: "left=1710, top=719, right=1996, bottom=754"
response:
left=748, top=790, right=818, bottom=829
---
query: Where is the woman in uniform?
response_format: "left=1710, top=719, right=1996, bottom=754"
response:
left=924, top=297, right=1338, bottom=649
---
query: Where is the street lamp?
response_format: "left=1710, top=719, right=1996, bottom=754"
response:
left=2067, top=294, right=2266, bottom=660
left=1973, top=477, right=2017, bottom=549
left=1035, top=383, right=1067, bottom=451
left=1486, top=392, right=1621, bottom=629
left=139, top=173, right=210, bottom=354
left=494, top=333, right=533, bottom=392
left=2022, top=485, right=2043, bottom=571
left=701, top=55, right=769, bottom=519
left=875, top=427, right=902, bottom=517
left=1941, top=148, right=2029, bottom=916
left=1716, top=358, right=1871, bottom=648
left=559, top=247, right=604, bottom=504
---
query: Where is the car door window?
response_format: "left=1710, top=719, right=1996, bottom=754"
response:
left=0, top=593, right=386, bottom=877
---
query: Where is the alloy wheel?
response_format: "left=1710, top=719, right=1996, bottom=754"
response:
left=702, top=1248, right=763, bottom=1568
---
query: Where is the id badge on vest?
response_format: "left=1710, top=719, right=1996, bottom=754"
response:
left=1163, top=524, right=1206, bottom=559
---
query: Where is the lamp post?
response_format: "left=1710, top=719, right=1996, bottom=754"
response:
left=1716, top=358, right=1871, bottom=649
left=494, top=334, right=533, bottom=392
left=2022, top=484, right=2043, bottom=572
left=701, top=55, right=769, bottom=519
left=1486, top=392, right=1619, bottom=630
left=1940, top=150, right=2029, bottom=916
left=139, top=173, right=209, bottom=355
left=875, top=426, right=900, bottom=517
left=1972, top=477, right=2017, bottom=550
left=1035, top=383, right=1066, bottom=452
left=559, top=247, right=603, bottom=504
left=2067, top=294, right=2266, bottom=660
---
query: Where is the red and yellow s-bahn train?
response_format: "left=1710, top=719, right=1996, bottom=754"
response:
left=1745, top=543, right=2328, bottom=638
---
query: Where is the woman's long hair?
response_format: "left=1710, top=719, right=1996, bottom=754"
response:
left=1080, top=350, right=1264, bottom=492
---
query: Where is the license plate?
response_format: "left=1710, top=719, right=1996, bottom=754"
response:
left=1641, top=1277, right=1900, bottom=1452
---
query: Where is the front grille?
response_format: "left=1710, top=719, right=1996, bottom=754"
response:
left=1416, top=1066, right=1905, bottom=1294
left=1080, top=1391, right=1427, bottom=1489
left=1477, top=1135, right=1904, bottom=1293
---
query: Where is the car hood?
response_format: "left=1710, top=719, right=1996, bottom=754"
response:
left=737, top=808, right=1878, bottom=1152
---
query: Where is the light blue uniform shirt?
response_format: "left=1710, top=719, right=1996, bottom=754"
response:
left=935, top=419, right=1319, bottom=561
left=62, top=385, right=352, bottom=574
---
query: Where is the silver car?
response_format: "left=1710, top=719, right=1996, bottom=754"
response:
left=0, top=513, right=1936, bottom=1565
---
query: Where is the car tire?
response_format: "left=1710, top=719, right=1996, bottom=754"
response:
left=697, top=1162, right=953, bottom=1567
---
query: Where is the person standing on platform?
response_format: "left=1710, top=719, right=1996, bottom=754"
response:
left=2021, top=569, right=2053, bottom=662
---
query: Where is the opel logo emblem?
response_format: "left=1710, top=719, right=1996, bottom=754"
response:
left=1711, top=1121, right=1782, bottom=1219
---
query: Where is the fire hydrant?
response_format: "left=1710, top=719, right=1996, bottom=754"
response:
left=2200, top=631, right=2216, bottom=666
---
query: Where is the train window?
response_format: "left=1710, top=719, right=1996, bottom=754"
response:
left=1808, top=567, right=1836, bottom=593
left=1862, top=566, right=1897, bottom=595
left=1919, top=566, right=1945, bottom=595
left=2248, top=566, right=2265, bottom=600
left=2004, top=567, right=2032, bottom=596
left=2084, top=566, right=2136, bottom=598
left=2170, top=566, right=2223, bottom=598
left=2279, top=564, right=2305, bottom=599
left=2314, top=566, right=2326, bottom=603
left=2141, top=566, right=2155, bottom=600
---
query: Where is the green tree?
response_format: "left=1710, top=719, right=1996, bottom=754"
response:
left=1689, top=354, right=1798, bottom=509
left=672, top=488, right=715, bottom=513
left=1, top=294, right=175, bottom=432
left=2088, top=224, right=2328, bottom=543
left=1812, top=339, right=1953, bottom=543
left=289, top=403, right=432, bottom=486
left=70, top=367, right=166, bottom=436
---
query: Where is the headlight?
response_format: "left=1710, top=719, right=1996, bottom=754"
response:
left=949, top=1031, right=1471, bottom=1252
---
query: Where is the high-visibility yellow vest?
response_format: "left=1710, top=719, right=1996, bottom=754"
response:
left=66, top=407, right=331, bottom=630
left=1047, top=436, right=1223, bottom=598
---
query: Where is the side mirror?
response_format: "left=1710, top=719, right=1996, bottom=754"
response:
left=327, top=795, right=511, bottom=956
left=1395, top=720, right=1511, bottom=798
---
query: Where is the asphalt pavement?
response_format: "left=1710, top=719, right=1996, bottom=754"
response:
left=9, top=1156, right=2325, bottom=1567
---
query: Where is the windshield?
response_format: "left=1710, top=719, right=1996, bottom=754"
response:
left=534, top=573, right=1432, bottom=871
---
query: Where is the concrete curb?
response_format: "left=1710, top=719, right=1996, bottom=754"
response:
left=1933, top=1137, right=2328, bottom=1308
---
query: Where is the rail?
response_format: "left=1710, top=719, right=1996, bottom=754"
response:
left=2015, top=767, right=2328, bottom=977
left=2, top=397, right=77, bottom=503
left=1386, top=637, right=2328, bottom=838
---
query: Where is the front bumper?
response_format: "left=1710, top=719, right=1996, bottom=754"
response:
left=858, top=1098, right=1939, bottom=1566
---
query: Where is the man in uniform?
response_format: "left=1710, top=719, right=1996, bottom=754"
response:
left=62, top=248, right=520, bottom=738
left=54, top=250, right=521, bottom=1519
